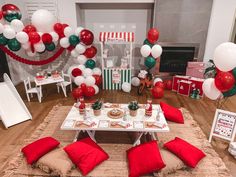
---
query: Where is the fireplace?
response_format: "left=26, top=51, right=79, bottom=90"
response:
left=159, top=43, right=199, bottom=74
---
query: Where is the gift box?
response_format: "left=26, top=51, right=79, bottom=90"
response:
left=186, top=62, right=205, bottom=79
left=189, top=77, right=204, bottom=96
left=177, top=80, right=192, bottom=96
left=172, top=75, right=190, bottom=91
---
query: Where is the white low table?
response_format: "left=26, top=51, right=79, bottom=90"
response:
left=61, top=104, right=169, bottom=146
left=34, top=76, right=64, bottom=97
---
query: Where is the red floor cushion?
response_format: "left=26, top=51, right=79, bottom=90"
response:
left=160, top=102, right=184, bottom=123
left=21, top=137, right=60, bottom=165
left=164, top=137, right=206, bottom=168
left=127, top=140, right=166, bottom=177
left=64, top=137, right=109, bottom=176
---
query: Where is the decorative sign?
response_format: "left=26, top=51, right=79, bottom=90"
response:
left=112, top=70, right=121, bottom=84
left=209, top=109, right=236, bottom=142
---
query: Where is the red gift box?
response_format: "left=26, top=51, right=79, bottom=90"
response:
left=172, top=75, right=204, bottom=97
left=177, top=80, right=192, bottom=96
left=172, top=75, right=190, bottom=91
left=186, top=62, right=205, bottom=79
left=189, top=77, right=204, bottom=96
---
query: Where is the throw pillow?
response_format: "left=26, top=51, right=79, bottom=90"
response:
left=36, top=147, right=74, bottom=176
left=164, top=137, right=206, bottom=168
left=160, top=102, right=184, bottom=123
left=64, top=137, right=109, bottom=176
left=127, top=140, right=166, bottom=177
left=21, top=137, right=60, bottom=164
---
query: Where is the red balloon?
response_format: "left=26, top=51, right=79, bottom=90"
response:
left=85, top=86, right=95, bottom=97
left=23, top=25, right=37, bottom=34
left=53, top=23, right=63, bottom=33
left=93, top=75, right=102, bottom=86
left=80, top=29, right=94, bottom=45
left=42, top=33, right=52, bottom=44
left=214, top=72, right=235, bottom=92
left=28, top=32, right=40, bottom=44
left=152, top=86, right=164, bottom=99
left=0, top=11, right=3, bottom=20
left=83, top=46, right=97, bottom=58
left=62, top=24, right=69, bottom=28
left=147, top=28, right=159, bottom=44
left=72, top=87, right=84, bottom=99
left=80, top=83, right=87, bottom=92
left=154, top=81, right=165, bottom=89
left=72, top=68, right=82, bottom=77
left=164, top=80, right=172, bottom=90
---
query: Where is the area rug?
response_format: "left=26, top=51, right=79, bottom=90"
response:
left=2, top=105, right=232, bottom=177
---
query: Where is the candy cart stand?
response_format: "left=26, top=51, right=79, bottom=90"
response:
left=99, top=32, right=134, bottom=90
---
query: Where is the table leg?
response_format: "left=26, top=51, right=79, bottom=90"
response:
left=150, top=132, right=158, bottom=141
left=40, top=85, right=43, bottom=97
left=133, top=132, right=144, bottom=146
left=73, top=130, right=81, bottom=142
left=86, top=130, right=96, bottom=142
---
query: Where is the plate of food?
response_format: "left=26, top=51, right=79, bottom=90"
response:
left=107, top=109, right=124, bottom=119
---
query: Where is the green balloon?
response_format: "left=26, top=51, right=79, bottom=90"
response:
left=7, top=38, right=21, bottom=51
left=69, top=35, right=80, bottom=46
left=0, top=34, right=8, bottom=45
left=145, top=56, right=156, bottom=69
left=223, top=85, right=236, bottom=97
left=5, top=12, right=22, bottom=22
left=85, top=59, right=96, bottom=69
left=232, top=67, right=236, bottom=79
left=143, top=39, right=154, bottom=47
left=45, top=43, right=56, bottom=51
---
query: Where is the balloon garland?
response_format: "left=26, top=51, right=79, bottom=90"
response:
left=0, top=4, right=100, bottom=98
left=203, top=42, right=236, bottom=100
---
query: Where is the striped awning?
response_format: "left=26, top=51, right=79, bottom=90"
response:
left=99, top=32, right=134, bottom=42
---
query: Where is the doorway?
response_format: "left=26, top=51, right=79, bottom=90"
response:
left=0, top=49, right=11, bottom=82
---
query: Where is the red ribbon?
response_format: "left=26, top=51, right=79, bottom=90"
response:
left=0, top=45, right=65, bottom=65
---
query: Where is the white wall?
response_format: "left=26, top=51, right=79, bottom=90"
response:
left=204, top=0, right=236, bottom=62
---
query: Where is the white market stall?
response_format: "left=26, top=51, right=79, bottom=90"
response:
left=99, top=32, right=134, bottom=90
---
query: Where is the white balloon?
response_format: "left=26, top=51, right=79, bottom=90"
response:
left=31, top=9, right=56, bottom=33
left=16, top=32, right=29, bottom=44
left=122, top=82, right=131, bottom=92
left=75, top=27, right=84, bottom=36
left=3, top=27, right=15, bottom=39
left=75, top=43, right=86, bottom=54
left=22, top=42, right=30, bottom=49
left=92, top=85, right=99, bottom=94
left=151, top=44, right=162, bottom=58
left=60, top=37, right=70, bottom=48
left=84, top=76, right=96, bottom=86
left=93, top=67, right=102, bottom=76
left=213, top=42, right=236, bottom=72
left=153, top=78, right=163, bottom=85
left=202, top=78, right=221, bottom=100
left=34, top=42, right=45, bottom=53
left=74, top=76, right=85, bottom=86
left=71, top=49, right=79, bottom=58
left=50, top=31, right=59, bottom=42
left=10, top=19, right=24, bottom=32
left=76, top=55, right=87, bottom=65
left=77, top=64, right=86, bottom=72
left=83, top=68, right=93, bottom=77
left=0, top=23, right=4, bottom=34
left=64, top=26, right=73, bottom=37
left=131, top=77, right=140, bottom=87
left=26, top=50, right=36, bottom=57
left=140, top=45, right=151, bottom=57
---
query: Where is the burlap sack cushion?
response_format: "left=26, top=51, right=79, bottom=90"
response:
left=36, top=147, right=74, bottom=177
left=157, top=149, right=186, bottom=176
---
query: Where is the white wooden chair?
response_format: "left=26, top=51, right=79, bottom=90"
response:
left=23, top=77, right=41, bottom=103
left=57, top=71, right=72, bottom=97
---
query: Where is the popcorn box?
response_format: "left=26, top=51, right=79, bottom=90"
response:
left=172, top=75, right=190, bottom=91
left=186, top=62, right=205, bottom=79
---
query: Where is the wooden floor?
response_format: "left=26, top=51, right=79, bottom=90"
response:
left=0, top=83, right=235, bottom=176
